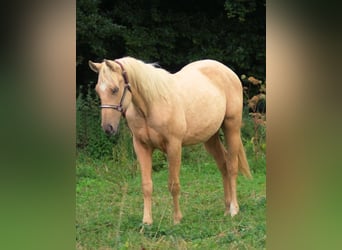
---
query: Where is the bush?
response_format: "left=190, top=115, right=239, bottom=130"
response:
left=76, top=85, right=138, bottom=178
left=76, top=85, right=117, bottom=159
left=241, top=75, right=266, bottom=173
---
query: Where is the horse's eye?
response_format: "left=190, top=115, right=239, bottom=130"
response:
left=111, top=87, right=119, bottom=94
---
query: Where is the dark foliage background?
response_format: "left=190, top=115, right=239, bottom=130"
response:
left=77, top=0, right=265, bottom=90
left=76, top=0, right=266, bottom=163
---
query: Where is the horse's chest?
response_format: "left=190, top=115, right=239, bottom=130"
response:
left=133, top=125, right=167, bottom=152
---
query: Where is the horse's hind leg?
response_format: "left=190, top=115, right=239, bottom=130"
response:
left=204, top=132, right=231, bottom=216
left=222, top=117, right=242, bottom=217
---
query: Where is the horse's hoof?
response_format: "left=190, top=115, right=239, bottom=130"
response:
left=173, top=219, right=181, bottom=225
left=142, top=218, right=153, bottom=225
left=174, top=221, right=181, bottom=225
left=230, top=204, right=239, bottom=217
left=173, top=214, right=183, bottom=225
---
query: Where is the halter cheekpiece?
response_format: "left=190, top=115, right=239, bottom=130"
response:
left=99, top=60, right=131, bottom=117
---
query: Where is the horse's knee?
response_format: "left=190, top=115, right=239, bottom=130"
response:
left=142, top=181, right=153, bottom=196
left=227, top=164, right=238, bottom=176
left=168, top=181, right=180, bottom=196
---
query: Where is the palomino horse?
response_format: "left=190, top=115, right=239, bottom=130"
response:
left=89, top=56, right=252, bottom=225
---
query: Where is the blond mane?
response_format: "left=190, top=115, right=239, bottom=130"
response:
left=119, top=57, right=174, bottom=104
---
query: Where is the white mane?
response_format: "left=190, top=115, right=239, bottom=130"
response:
left=119, top=57, right=174, bottom=103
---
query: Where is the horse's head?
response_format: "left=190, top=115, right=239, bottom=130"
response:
left=89, top=59, right=131, bottom=135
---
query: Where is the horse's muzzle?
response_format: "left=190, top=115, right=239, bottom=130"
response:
left=103, top=124, right=117, bottom=135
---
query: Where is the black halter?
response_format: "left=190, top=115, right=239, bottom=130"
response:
left=99, top=60, right=131, bottom=117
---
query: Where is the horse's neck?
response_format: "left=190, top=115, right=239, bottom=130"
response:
left=129, top=73, right=175, bottom=118
left=130, top=88, right=148, bottom=117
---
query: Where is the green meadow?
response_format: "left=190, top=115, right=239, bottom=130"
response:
left=76, top=144, right=265, bottom=249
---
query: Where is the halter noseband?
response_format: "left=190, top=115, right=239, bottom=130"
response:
left=99, top=60, right=132, bottom=117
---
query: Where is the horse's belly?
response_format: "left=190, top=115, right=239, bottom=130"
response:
left=182, top=101, right=225, bottom=145
left=182, top=122, right=222, bottom=145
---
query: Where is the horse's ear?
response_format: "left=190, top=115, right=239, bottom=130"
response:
left=88, top=60, right=101, bottom=73
left=104, top=59, right=120, bottom=72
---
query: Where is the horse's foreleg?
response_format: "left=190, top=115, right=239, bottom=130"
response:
left=166, top=141, right=183, bottom=224
left=133, top=137, right=153, bottom=225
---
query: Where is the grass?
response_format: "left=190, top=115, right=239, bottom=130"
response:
left=76, top=150, right=266, bottom=249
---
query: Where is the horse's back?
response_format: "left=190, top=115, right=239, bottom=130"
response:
left=179, top=59, right=241, bottom=90
left=179, top=59, right=243, bottom=118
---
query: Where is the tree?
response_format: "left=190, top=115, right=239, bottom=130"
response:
left=76, top=0, right=265, bottom=90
